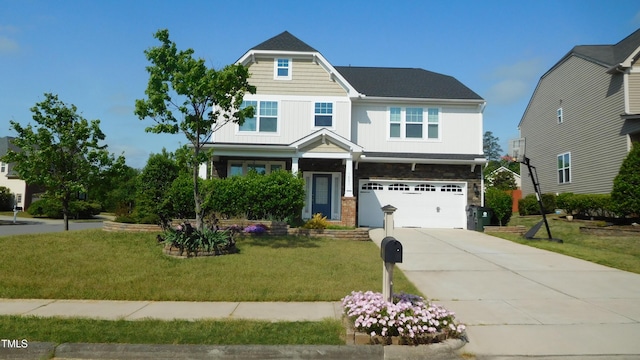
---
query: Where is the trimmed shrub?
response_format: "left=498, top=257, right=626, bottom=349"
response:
left=204, top=170, right=305, bottom=221
left=0, top=186, right=12, bottom=211
left=27, top=198, right=100, bottom=219
left=556, top=192, right=575, bottom=215
left=518, top=193, right=556, bottom=216
left=485, top=188, right=513, bottom=226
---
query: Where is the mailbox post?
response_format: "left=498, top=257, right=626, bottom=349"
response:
left=381, top=204, right=397, bottom=237
left=380, top=236, right=403, bottom=302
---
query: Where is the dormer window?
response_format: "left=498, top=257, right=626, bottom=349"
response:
left=274, top=58, right=292, bottom=80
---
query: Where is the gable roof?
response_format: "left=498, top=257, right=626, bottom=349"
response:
left=241, top=31, right=483, bottom=101
left=0, top=136, right=17, bottom=157
left=549, top=28, right=640, bottom=74
left=250, top=31, right=317, bottom=52
left=334, top=66, right=483, bottom=100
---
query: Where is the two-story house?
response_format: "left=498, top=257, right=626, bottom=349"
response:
left=518, top=28, right=640, bottom=196
left=202, top=31, right=486, bottom=228
left=0, top=136, right=36, bottom=210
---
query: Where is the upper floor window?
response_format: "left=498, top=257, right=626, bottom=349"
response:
left=557, top=152, right=571, bottom=184
left=274, top=58, right=292, bottom=80
left=0, top=162, right=5, bottom=173
left=388, top=107, right=440, bottom=140
left=239, top=101, right=278, bottom=133
left=314, top=102, right=333, bottom=127
left=557, top=108, right=563, bottom=124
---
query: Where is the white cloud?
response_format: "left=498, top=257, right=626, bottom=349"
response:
left=484, top=58, right=545, bottom=105
left=0, top=35, right=19, bottom=54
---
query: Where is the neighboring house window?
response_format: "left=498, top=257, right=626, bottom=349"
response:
left=314, top=102, right=333, bottom=127
left=388, top=107, right=439, bottom=140
left=274, top=58, right=292, bottom=80
left=239, top=101, right=278, bottom=133
left=16, top=193, right=22, bottom=204
left=557, top=152, right=571, bottom=184
left=0, top=162, right=5, bottom=173
left=228, top=161, right=285, bottom=176
left=557, top=108, right=563, bottom=124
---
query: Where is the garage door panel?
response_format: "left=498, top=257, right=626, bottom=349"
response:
left=358, top=180, right=467, bottom=229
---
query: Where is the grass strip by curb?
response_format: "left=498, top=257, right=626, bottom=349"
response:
left=0, top=316, right=345, bottom=345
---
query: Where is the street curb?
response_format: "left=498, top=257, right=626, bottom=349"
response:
left=0, top=342, right=470, bottom=360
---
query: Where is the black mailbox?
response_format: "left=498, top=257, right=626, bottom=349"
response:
left=380, top=236, right=403, bottom=263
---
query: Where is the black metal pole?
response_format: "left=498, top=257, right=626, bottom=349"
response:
left=523, top=156, right=553, bottom=240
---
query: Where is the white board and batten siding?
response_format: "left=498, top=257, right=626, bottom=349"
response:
left=350, top=103, right=482, bottom=155
left=520, top=56, right=628, bottom=196
left=628, top=68, right=640, bottom=114
left=358, top=179, right=467, bottom=229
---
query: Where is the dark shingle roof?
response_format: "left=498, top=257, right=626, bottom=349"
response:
left=251, top=31, right=317, bottom=52
left=560, top=28, right=640, bottom=68
left=334, top=66, right=483, bottom=100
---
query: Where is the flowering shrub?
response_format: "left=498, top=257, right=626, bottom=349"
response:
left=342, top=291, right=466, bottom=345
left=244, top=223, right=269, bottom=234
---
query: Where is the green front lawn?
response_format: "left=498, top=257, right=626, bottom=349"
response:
left=0, top=316, right=344, bottom=345
left=488, top=215, right=640, bottom=274
left=0, top=229, right=420, bottom=301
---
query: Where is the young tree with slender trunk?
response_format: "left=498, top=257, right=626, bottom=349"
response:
left=135, top=29, right=255, bottom=231
left=2, top=93, right=120, bottom=230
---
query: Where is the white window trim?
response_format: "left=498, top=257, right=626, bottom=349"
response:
left=274, top=58, right=292, bottom=80
left=227, top=161, right=286, bottom=177
left=237, top=100, right=280, bottom=135
left=557, top=152, right=571, bottom=184
left=312, top=101, right=335, bottom=129
left=0, top=162, right=5, bottom=173
left=387, top=107, right=441, bottom=141
left=557, top=107, right=563, bottom=124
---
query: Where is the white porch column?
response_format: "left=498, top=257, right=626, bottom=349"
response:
left=344, top=158, right=354, bottom=197
left=198, top=162, right=208, bottom=179
left=291, top=156, right=299, bottom=174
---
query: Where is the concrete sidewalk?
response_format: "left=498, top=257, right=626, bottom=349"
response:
left=370, top=228, right=640, bottom=358
left=0, top=299, right=342, bottom=322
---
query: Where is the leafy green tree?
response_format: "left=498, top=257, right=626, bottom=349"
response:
left=611, top=142, right=640, bottom=216
left=487, top=170, right=518, bottom=190
left=2, top=93, right=120, bottom=230
left=483, top=131, right=503, bottom=161
left=133, top=149, right=180, bottom=226
left=135, top=29, right=256, bottom=231
left=485, top=187, right=513, bottom=226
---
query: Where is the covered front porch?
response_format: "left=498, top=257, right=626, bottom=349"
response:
left=200, top=129, right=362, bottom=227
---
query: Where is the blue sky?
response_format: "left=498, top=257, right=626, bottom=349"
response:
left=1, top=0, right=639, bottom=169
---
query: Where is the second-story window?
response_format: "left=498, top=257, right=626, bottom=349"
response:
left=0, top=162, right=5, bottom=173
left=314, top=102, right=333, bottom=127
left=388, top=107, right=439, bottom=140
left=239, top=101, right=278, bottom=133
left=557, top=107, right=563, bottom=124
left=274, top=58, right=292, bottom=80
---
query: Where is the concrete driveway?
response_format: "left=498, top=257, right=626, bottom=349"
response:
left=370, top=228, right=640, bottom=358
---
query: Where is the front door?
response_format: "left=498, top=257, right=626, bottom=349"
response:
left=312, top=174, right=332, bottom=218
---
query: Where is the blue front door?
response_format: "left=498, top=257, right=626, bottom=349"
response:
left=312, top=174, right=332, bottom=218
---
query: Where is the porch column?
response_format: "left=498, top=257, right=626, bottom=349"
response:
left=291, top=156, right=299, bottom=174
left=344, top=158, right=354, bottom=197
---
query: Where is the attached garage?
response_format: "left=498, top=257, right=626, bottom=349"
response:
left=358, top=179, right=467, bottom=228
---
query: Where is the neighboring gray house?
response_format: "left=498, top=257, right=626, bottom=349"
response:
left=518, top=28, right=640, bottom=196
left=201, top=31, right=486, bottom=228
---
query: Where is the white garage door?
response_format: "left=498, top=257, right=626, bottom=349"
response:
left=358, top=179, right=467, bottom=228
